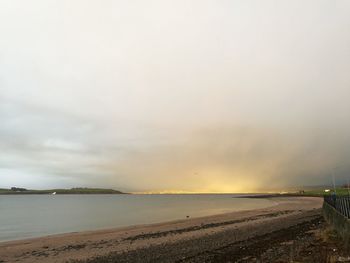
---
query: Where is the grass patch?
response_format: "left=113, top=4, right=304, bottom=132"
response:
left=301, top=187, right=350, bottom=197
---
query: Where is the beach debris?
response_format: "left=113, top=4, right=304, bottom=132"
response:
left=338, top=256, right=350, bottom=262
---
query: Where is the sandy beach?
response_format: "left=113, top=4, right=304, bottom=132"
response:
left=0, top=196, right=325, bottom=263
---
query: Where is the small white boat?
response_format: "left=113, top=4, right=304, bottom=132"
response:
left=52, top=192, right=56, bottom=195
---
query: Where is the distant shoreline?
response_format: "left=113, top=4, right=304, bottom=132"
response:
left=0, top=188, right=126, bottom=195
left=237, top=193, right=323, bottom=198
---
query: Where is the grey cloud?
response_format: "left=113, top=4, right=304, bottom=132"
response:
left=1, top=0, right=350, bottom=191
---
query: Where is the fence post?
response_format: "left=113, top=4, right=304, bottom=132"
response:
left=324, top=195, right=350, bottom=219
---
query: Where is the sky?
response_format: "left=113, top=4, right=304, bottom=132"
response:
left=1, top=0, right=350, bottom=193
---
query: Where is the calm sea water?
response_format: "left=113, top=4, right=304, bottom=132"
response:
left=0, top=194, right=273, bottom=242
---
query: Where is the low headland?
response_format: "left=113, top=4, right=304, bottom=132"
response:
left=0, top=187, right=126, bottom=195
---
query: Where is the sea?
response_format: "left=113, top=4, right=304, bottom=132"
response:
left=0, top=194, right=273, bottom=242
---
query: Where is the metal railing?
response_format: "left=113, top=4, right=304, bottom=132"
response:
left=324, top=195, right=350, bottom=219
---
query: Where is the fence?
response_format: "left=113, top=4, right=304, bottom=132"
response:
left=324, top=195, right=350, bottom=219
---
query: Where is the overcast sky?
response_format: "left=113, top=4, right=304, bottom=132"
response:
left=1, top=0, right=350, bottom=192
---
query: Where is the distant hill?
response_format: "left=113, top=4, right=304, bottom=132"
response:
left=0, top=187, right=126, bottom=195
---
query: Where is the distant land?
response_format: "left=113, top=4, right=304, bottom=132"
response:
left=0, top=187, right=126, bottom=195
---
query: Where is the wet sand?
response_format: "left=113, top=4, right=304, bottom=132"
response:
left=0, top=197, right=322, bottom=263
